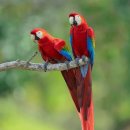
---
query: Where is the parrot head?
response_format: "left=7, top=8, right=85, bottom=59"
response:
left=30, top=28, right=45, bottom=43
left=30, top=28, right=53, bottom=45
left=69, top=12, right=88, bottom=27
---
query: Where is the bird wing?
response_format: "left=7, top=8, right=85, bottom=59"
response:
left=69, top=28, right=76, bottom=57
left=87, top=27, right=95, bottom=68
left=53, top=39, right=72, bottom=61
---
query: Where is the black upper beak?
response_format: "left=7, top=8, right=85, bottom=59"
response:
left=73, top=17, right=77, bottom=26
left=35, top=35, right=40, bottom=40
left=73, top=20, right=77, bottom=26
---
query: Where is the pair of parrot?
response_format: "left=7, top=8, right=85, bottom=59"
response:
left=30, top=12, right=95, bottom=130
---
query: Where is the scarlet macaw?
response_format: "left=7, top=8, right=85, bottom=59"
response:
left=69, top=12, right=95, bottom=130
left=30, top=28, right=81, bottom=112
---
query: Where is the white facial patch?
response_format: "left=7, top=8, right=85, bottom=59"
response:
left=69, top=16, right=74, bottom=25
left=75, top=15, right=82, bottom=25
left=36, top=31, right=43, bottom=39
left=30, top=34, right=35, bottom=40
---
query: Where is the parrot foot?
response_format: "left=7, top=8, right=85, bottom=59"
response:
left=81, top=55, right=87, bottom=63
left=65, top=61, right=70, bottom=70
left=75, top=57, right=80, bottom=66
left=43, top=62, right=49, bottom=72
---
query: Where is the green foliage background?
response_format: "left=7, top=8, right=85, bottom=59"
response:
left=0, top=0, right=130, bottom=130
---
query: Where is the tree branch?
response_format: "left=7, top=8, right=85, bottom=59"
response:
left=0, top=57, right=89, bottom=72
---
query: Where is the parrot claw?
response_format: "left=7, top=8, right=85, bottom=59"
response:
left=75, top=57, right=80, bottom=66
left=65, top=61, right=70, bottom=70
left=43, top=62, right=49, bottom=72
left=81, top=55, right=87, bottom=62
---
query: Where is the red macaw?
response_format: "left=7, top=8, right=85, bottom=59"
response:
left=69, top=12, right=95, bottom=130
left=30, top=28, right=81, bottom=112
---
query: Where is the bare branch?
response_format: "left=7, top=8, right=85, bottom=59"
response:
left=0, top=57, right=89, bottom=72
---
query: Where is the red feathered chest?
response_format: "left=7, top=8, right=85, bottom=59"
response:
left=71, top=27, right=89, bottom=58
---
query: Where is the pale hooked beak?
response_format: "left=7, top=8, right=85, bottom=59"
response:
left=30, top=34, right=37, bottom=43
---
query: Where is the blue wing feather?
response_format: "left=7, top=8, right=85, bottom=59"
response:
left=80, top=35, right=95, bottom=78
left=87, top=37, right=95, bottom=67
left=69, top=35, right=75, bottom=58
left=59, top=50, right=72, bottom=61
left=70, top=35, right=73, bottom=46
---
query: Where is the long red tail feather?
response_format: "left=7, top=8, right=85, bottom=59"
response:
left=79, top=65, right=94, bottom=130
left=61, top=69, right=80, bottom=112
left=61, top=65, right=94, bottom=130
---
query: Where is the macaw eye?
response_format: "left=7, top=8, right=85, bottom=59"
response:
left=30, top=34, right=35, bottom=40
left=75, top=15, right=81, bottom=25
left=69, top=16, right=74, bottom=25
left=36, top=31, right=43, bottom=39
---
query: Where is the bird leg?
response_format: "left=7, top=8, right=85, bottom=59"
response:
left=65, top=61, right=70, bottom=70
left=75, top=57, right=80, bottom=66
left=43, top=61, right=49, bottom=72
left=81, top=55, right=87, bottom=63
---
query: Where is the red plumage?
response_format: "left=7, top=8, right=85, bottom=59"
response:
left=69, top=12, right=95, bottom=130
left=30, top=28, right=80, bottom=112
left=31, top=28, right=66, bottom=63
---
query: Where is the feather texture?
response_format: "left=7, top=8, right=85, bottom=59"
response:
left=69, top=12, right=95, bottom=130
left=31, top=27, right=81, bottom=114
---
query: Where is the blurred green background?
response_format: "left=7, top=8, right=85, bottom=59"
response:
left=0, top=0, right=130, bottom=130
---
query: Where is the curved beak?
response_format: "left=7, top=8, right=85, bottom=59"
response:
left=30, top=34, right=36, bottom=43
left=35, top=35, right=40, bottom=40
left=30, top=34, right=40, bottom=43
left=73, top=20, right=77, bottom=26
left=73, top=17, right=77, bottom=26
